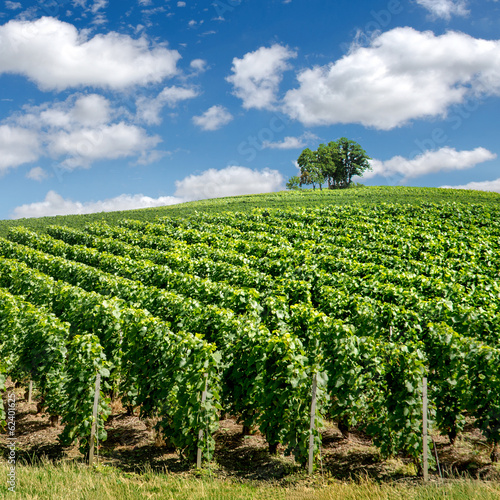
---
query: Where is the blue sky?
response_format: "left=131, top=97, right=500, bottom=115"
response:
left=0, top=0, right=499, bottom=218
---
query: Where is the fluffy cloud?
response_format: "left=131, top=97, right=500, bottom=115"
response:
left=441, top=178, right=500, bottom=192
left=283, top=28, right=500, bottom=129
left=192, top=105, right=233, bottom=131
left=136, top=86, right=199, bottom=125
left=26, top=167, right=49, bottom=181
left=0, top=17, right=180, bottom=91
left=47, top=122, right=162, bottom=169
left=416, top=0, right=469, bottom=19
left=226, top=44, right=297, bottom=109
left=190, top=59, right=207, bottom=72
left=174, top=166, right=284, bottom=200
left=11, top=166, right=284, bottom=218
left=364, top=147, right=497, bottom=181
left=5, top=93, right=164, bottom=170
left=17, top=94, right=112, bottom=130
left=262, top=132, right=318, bottom=150
left=0, top=125, right=40, bottom=174
left=11, top=190, right=182, bottom=219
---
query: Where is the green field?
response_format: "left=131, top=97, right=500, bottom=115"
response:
left=1, top=186, right=500, bottom=238
left=2, top=185, right=500, bottom=498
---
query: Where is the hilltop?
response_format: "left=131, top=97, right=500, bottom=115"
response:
left=1, top=186, right=500, bottom=237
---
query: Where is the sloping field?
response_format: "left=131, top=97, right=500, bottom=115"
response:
left=2, top=186, right=500, bottom=494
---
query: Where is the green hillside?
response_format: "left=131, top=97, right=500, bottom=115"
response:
left=2, top=186, right=500, bottom=237
left=2, top=184, right=500, bottom=489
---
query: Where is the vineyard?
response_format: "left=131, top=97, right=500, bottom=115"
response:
left=2, top=192, right=500, bottom=474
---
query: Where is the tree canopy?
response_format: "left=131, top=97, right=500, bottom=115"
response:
left=295, top=138, right=371, bottom=190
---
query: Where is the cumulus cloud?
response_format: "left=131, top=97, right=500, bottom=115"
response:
left=190, top=58, right=207, bottom=73
left=262, top=131, right=318, bottom=149
left=17, top=94, right=112, bottom=130
left=283, top=27, right=500, bottom=129
left=47, top=123, right=162, bottom=169
left=416, top=0, right=469, bottom=19
left=136, top=86, right=199, bottom=125
left=226, top=44, right=297, bottom=110
left=11, top=190, right=182, bottom=219
left=174, top=166, right=284, bottom=200
left=26, top=166, right=49, bottom=181
left=11, top=166, right=284, bottom=218
left=441, top=178, right=500, bottom=192
left=0, top=17, right=181, bottom=91
left=5, top=93, right=164, bottom=169
left=0, top=125, right=40, bottom=174
left=192, top=105, right=233, bottom=131
left=364, top=147, right=497, bottom=181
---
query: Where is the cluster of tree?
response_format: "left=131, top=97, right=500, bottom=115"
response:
left=286, top=138, right=371, bottom=190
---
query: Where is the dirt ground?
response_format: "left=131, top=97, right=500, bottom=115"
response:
left=2, top=380, right=500, bottom=484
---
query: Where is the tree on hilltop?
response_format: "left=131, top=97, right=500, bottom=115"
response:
left=290, top=138, right=371, bottom=190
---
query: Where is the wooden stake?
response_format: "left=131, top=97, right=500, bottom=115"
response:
left=308, top=372, right=318, bottom=475
left=88, top=373, right=101, bottom=467
left=422, top=377, right=429, bottom=481
left=196, top=373, right=208, bottom=469
left=28, top=380, right=33, bottom=404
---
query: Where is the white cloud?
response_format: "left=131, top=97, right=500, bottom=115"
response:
left=47, top=122, right=162, bottom=169
left=11, top=190, right=182, bottom=219
left=364, top=147, right=497, bottom=181
left=192, top=105, right=233, bottom=131
left=26, top=166, right=49, bottom=181
left=91, top=0, right=107, bottom=13
left=416, top=0, right=469, bottom=19
left=11, top=166, right=285, bottom=218
left=283, top=27, right=500, bottom=130
left=17, top=94, right=112, bottom=130
left=0, top=125, right=40, bottom=174
left=0, top=17, right=181, bottom=91
left=441, top=178, right=500, bottom=192
left=262, top=131, right=318, bottom=149
left=6, top=93, right=164, bottom=169
left=5, top=1, right=22, bottom=9
left=136, top=86, right=199, bottom=125
left=177, top=1, right=186, bottom=6
left=227, top=44, right=297, bottom=110
left=190, top=58, right=207, bottom=73
left=174, top=166, right=284, bottom=200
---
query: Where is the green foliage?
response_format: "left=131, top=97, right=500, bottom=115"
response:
left=59, top=334, right=111, bottom=455
left=285, top=175, right=301, bottom=190
left=297, top=138, right=371, bottom=189
left=2, top=191, right=500, bottom=470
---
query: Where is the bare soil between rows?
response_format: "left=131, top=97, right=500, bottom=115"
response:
left=2, top=380, right=500, bottom=485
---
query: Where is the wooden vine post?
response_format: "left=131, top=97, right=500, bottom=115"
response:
left=88, top=373, right=101, bottom=467
left=422, top=376, right=429, bottom=481
left=196, top=373, right=209, bottom=469
left=308, top=372, right=318, bottom=475
left=28, top=380, right=33, bottom=404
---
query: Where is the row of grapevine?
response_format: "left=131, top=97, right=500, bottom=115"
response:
left=0, top=286, right=109, bottom=453
left=0, top=256, right=220, bottom=460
